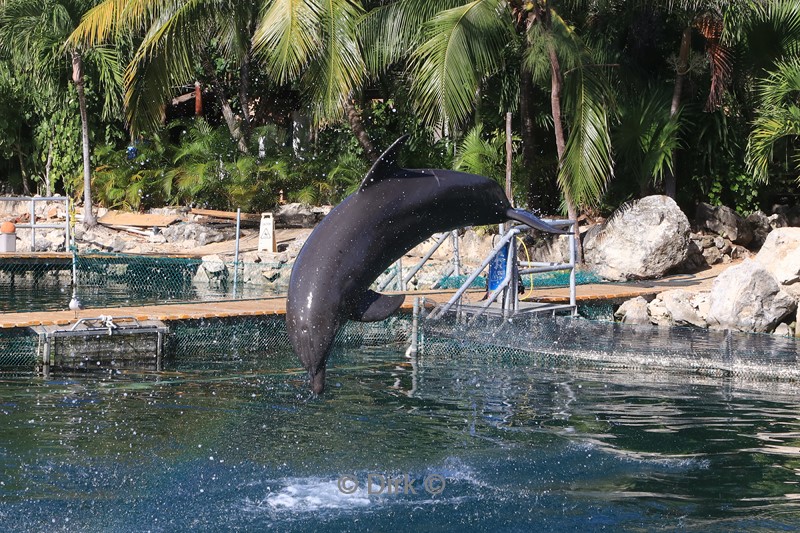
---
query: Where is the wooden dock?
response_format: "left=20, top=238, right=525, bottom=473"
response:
left=0, top=262, right=731, bottom=329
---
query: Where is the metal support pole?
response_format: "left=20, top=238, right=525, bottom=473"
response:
left=452, top=230, right=461, bottom=277
left=569, top=220, right=577, bottom=316
left=407, top=297, right=419, bottom=357
left=396, top=257, right=404, bottom=291
left=64, top=198, right=70, bottom=254
left=29, top=198, right=35, bottom=251
left=156, top=331, right=164, bottom=371
left=233, top=208, right=241, bottom=298
left=42, top=336, right=51, bottom=379
left=502, top=239, right=515, bottom=319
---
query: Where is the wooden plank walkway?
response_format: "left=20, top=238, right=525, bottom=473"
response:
left=0, top=290, right=479, bottom=329
left=0, top=262, right=733, bottom=329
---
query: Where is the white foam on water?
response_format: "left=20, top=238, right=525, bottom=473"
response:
left=248, top=478, right=373, bottom=513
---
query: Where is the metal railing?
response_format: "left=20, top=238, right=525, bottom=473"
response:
left=378, top=230, right=461, bottom=291
left=0, top=196, right=70, bottom=251
left=429, top=219, right=577, bottom=322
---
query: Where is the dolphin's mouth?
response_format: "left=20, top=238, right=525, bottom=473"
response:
left=505, top=208, right=570, bottom=234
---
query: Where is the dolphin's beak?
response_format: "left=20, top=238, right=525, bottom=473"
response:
left=310, top=368, right=326, bottom=395
left=505, top=208, right=570, bottom=234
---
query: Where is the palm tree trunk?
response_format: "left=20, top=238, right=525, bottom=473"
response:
left=519, top=75, right=541, bottom=208
left=547, top=42, right=583, bottom=262
left=515, top=6, right=542, bottom=210
left=238, top=53, right=252, bottom=146
left=344, top=99, right=378, bottom=162
left=72, top=51, right=96, bottom=227
left=664, top=25, right=692, bottom=199
left=202, top=55, right=249, bottom=155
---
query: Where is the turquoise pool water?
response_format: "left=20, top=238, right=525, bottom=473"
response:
left=2, top=339, right=800, bottom=531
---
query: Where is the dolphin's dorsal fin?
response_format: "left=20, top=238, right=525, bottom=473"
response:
left=359, top=135, right=409, bottom=191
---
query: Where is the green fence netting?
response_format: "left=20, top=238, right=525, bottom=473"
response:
left=0, top=329, right=38, bottom=367
left=0, top=314, right=414, bottom=370
left=0, top=250, right=602, bottom=313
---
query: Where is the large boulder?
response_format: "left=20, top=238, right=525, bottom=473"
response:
left=706, top=259, right=796, bottom=332
left=755, top=227, right=800, bottom=301
left=584, top=195, right=690, bottom=281
left=695, top=203, right=753, bottom=246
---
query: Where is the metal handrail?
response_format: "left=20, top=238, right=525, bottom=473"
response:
left=0, top=196, right=70, bottom=251
left=378, top=230, right=459, bottom=292
left=429, top=218, right=578, bottom=322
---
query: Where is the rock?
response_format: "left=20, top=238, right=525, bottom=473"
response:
left=614, top=296, right=650, bottom=325
left=584, top=195, right=690, bottom=281
left=768, top=213, right=788, bottom=229
left=702, top=245, right=722, bottom=265
left=706, top=259, right=796, bottom=332
left=647, top=289, right=707, bottom=327
left=160, top=222, right=235, bottom=247
left=746, top=211, right=772, bottom=248
left=695, top=203, right=753, bottom=246
left=691, top=292, right=711, bottom=319
left=681, top=240, right=707, bottom=272
left=730, top=245, right=750, bottom=260
left=311, top=205, right=333, bottom=221
left=519, top=233, right=573, bottom=264
left=754, top=227, right=800, bottom=301
left=201, top=254, right=227, bottom=274
left=774, top=323, right=791, bottom=336
left=111, top=235, right=129, bottom=252
left=459, top=228, right=495, bottom=267
left=773, top=204, right=800, bottom=226
left=285, top=236, right=308, bottom=260
left=407, top=233, right=456, bottom=262
left=274, top=203, right=316, bottom=227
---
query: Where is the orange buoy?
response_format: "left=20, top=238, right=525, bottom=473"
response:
left=0, top=221, right=15, bottom=234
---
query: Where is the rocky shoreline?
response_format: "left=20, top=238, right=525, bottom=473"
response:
left=1, top=196, right=798, bottom=337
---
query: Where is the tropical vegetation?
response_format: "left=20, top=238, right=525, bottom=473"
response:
left=0, top=0, right=798, bottom=226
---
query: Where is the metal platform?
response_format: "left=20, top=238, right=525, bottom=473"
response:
left=29, top=316, right=168, bottom=376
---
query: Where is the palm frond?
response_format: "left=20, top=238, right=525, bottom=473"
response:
left=304, top=0, right=366, bottom=123
left=253, top=0, right=323, bottom=84
left=359, top=0, right=464, bottom=74
left=409, top=0, right=511, bottom=129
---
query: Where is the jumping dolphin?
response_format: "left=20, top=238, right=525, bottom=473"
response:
left=286, top=135, right=566, bottom=393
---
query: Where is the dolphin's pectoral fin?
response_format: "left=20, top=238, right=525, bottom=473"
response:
left=359, top=135, right=409, bottom=191
left=506, top=208, right=570, bottom=234
left=350, top=290, right=405, bottom=322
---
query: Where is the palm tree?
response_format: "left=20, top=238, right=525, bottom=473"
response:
left=70, top=0, right=372, bottom=158
left=0, top=0, right=121, bottom=226
left=365, top=0, right=613, bottom=255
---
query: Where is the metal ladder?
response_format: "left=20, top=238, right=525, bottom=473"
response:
left=428, top=219, right=577, bottom=323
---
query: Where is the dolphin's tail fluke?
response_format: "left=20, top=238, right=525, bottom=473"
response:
left=505, top=208, right=570, bottom=234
